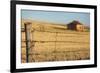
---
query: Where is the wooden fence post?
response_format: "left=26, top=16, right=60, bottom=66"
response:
left=24, top=22, right=31, bottom=63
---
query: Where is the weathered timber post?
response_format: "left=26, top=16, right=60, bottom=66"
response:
left=24, top=22, right=31, bottom=63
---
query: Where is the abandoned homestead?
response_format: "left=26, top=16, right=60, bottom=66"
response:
left=67, top=20, right=89, bottom=31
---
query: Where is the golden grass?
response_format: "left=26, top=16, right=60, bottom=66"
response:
left=21, top=19, right=90, bottom=63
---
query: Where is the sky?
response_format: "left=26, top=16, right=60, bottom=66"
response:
left=21, top=10, right=90, bottom=26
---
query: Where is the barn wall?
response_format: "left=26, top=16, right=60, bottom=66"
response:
left=67, top=24, right=76, bottom=30
left=76, top=24, right=84, bottom=31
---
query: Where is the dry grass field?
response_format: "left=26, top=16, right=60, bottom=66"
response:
left=21, top=19, right=90, bottom=63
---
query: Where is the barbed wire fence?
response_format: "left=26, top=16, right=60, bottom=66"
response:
left=22, top=22, right=90, bottom=63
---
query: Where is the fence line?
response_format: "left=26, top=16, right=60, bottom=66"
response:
left=21, top=28, right=89, bottom=35
left=22, top=40, right=89, bottom=43
left=31, top=29, right=89, bottom=35
left=29, top=49, right=90, bottom=54
left=21, top=24, right=90, bottom=62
